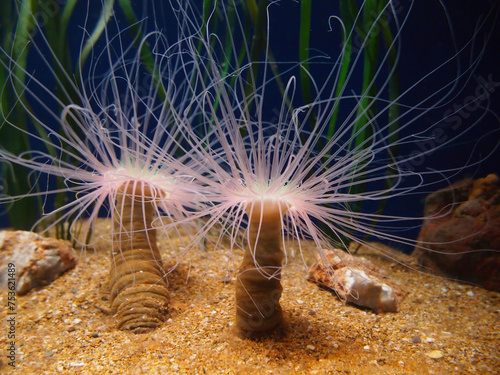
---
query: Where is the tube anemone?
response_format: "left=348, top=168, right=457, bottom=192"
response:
left=0, top=0, right=205, bottom=332
left=175, top=0, right=500, bottom=336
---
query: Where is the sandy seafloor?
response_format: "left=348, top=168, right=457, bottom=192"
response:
left=0, top=220, right=499, bottom=375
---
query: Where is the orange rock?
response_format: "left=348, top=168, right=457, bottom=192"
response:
left=413, top=174, right=500, bottom=291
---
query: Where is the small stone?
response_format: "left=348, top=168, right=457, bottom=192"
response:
left=0, top=230, right=78, bottom=294
left=467, top=291, right=475, bottom=297
left=412, top=335, right=422, bottom=343
left=307, top=250, right=405, bottom=313
left=364, top=345, right=370, bottom=351
left=427, top=350, right=444, bottom=359
left=306, top=345, right=316, bottom=351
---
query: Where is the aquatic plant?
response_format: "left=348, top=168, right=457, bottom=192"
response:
left=177, top=0, right=500, bottom=335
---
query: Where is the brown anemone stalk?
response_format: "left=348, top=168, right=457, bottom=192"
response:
left=109, top=182, right=170, bottom=334
left=235, top=199, right=287, bottom=335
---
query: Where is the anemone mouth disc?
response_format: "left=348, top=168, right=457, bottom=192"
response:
left=246, top=198, right=288, bottom=224
left=118, top=181, right=158, bottom=200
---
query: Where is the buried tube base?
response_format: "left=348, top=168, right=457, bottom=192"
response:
left=235, top=200, right=285, bottom=335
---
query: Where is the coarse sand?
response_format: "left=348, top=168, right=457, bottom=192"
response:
left=1, top=220, right=499, bottom=374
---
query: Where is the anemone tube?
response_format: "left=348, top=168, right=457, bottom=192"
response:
left=235, top=199, right=288, bottom=334
left=109, top=182, right=171, bottom=333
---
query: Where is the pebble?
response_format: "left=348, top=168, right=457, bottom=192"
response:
left=427, top=350, right=444, bottom=359
left=412, top=335, right=422, bottom=344
left=306, top=345, right=316, bottom=351
left=307, top=250, right=404, bottom=313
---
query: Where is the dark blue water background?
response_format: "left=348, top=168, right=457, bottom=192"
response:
left=1, top=0, right=499, bottom=252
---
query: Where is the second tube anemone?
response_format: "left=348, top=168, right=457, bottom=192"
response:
left=178, top=1, right=500, bottom=335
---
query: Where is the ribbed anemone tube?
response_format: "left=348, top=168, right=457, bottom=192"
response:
left=235, top=200, right=287, bottom=334
left=109, top=182, right=170, bottom=334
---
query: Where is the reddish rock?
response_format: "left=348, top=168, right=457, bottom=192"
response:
left=413, top=174, right=500, bottom=291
